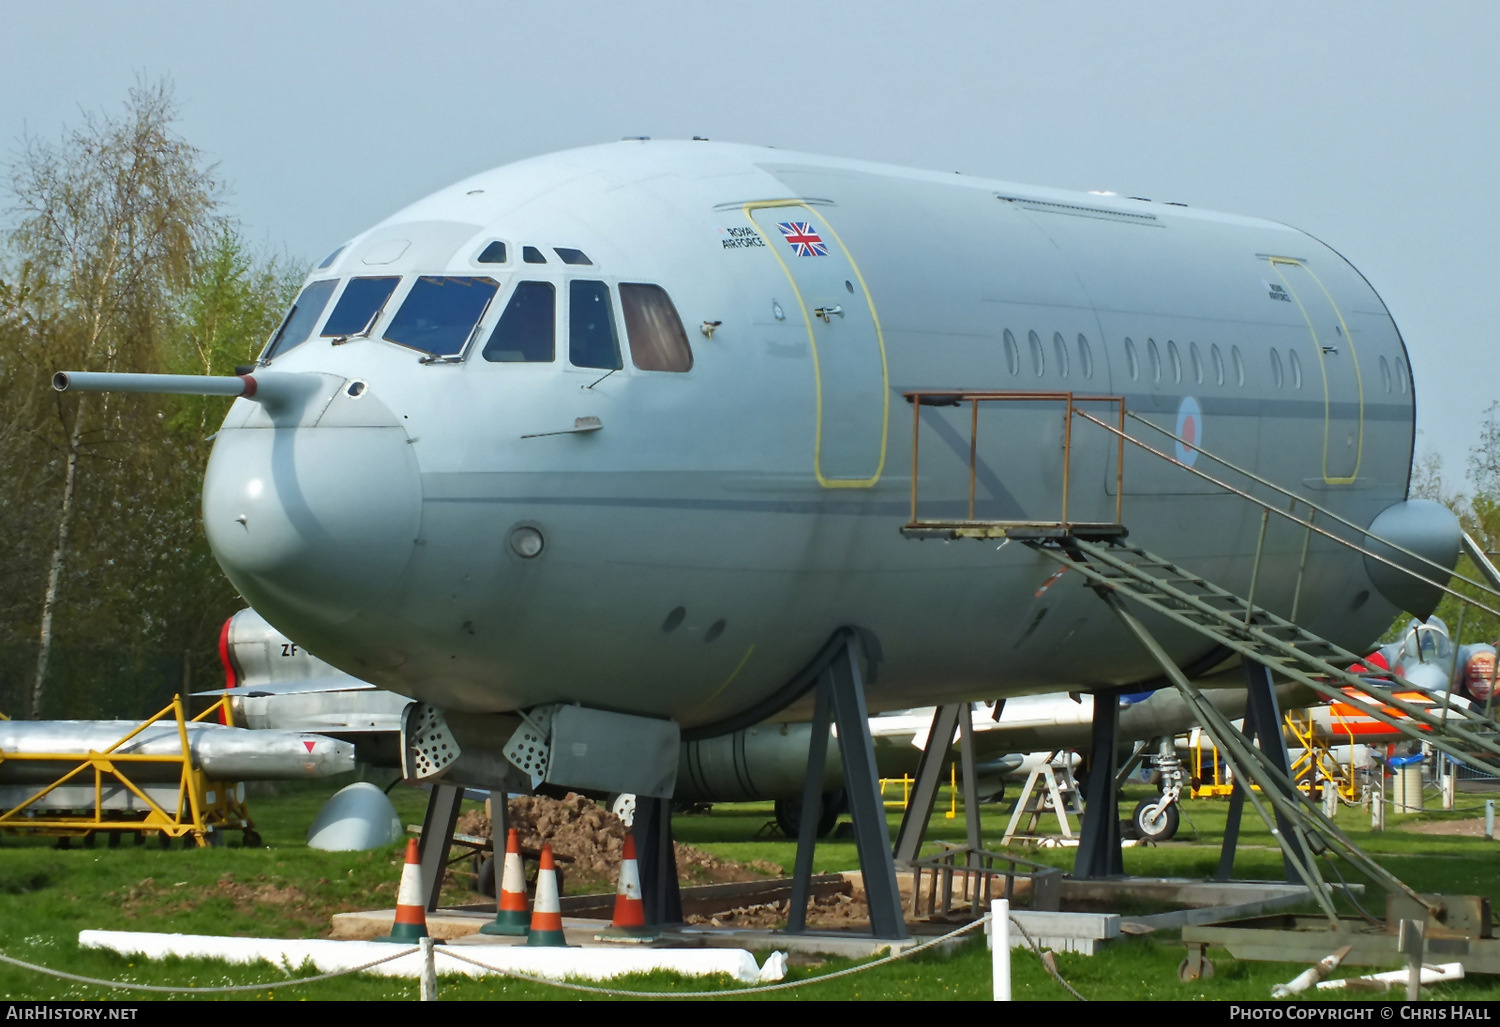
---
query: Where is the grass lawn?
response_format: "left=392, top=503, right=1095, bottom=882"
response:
left=0, top=777, right=1498, bottom=1001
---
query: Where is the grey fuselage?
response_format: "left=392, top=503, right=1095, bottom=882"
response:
left=202, top=141, right=1417, bottom=733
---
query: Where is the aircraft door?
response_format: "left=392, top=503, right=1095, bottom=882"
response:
left=748, top=204, right=889, bottom=487
left=1269, top=259, right=1363, bottom=484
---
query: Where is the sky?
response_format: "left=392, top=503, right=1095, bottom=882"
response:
left=2, top=1, right=1496, bottom=485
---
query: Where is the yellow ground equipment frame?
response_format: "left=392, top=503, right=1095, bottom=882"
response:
left=1284, top=707, right=1359, bottom=802
left=0, top=695, right=255, bottom=848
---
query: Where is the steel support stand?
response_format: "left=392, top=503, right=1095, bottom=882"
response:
left=417, top=783, right=464, bottom=912
left=893, top=704, right=964, bottom=865
left=958, top=705, right=983, bottom=858
left=1073, top=688, right=1124, bottom=879
left=632, top=795, right=682, bottom=927
left=1218, top=661, right=1300, bottom=883
left=787, top=635, right=908, bottom=940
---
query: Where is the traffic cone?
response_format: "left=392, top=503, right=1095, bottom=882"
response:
left=480, top=828, right=530, bottom=937
left=377, top=838, right=429, bottom=943
left=597, top=834, right=657, bottom=942
left=524, top=844, right=572, bottom=947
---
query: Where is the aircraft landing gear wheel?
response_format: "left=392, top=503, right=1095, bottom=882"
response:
left=1178, top=955, right=1215, bottom=981
left=474, top=855, right=497, bottom=898
left=1133, top=797, right=1180, bottom=842
left=774, top=790, right=846, bottom=839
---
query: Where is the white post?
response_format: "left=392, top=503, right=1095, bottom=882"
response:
left=991, top=899, right=1011, bottom=1001
left=420, top=936, right=437, bottom=1001
left=1443, top=766, right=1456, bottom=811
left=1322, top=784, right=1337, bottom=819
left=1486, top=800, right=1495, bottom=841
left=1371, top=772, right=1385, bottom=831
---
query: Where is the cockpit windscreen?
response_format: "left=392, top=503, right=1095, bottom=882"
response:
left=383, top=276, right=499, bottom=356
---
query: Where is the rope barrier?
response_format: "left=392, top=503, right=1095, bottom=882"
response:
left=0, top=947, right=419, bottom=994
left=0, top=913, right=1092, bottom=1000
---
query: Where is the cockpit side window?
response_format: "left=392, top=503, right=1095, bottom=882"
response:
left=477, top=241, right=508, bottom=264
left=264, top=279, right=338, bottom=359
left=620, top=284, right=692, bottom=372
left=321, top=277, right=401, bottom=338
left=383, top=276, right=499, bottom=357
left=569, top=280, right=622, bottom=370
left=482, top=281, right=555, bottom=362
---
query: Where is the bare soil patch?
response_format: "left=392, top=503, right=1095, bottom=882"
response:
left=1402, top=817, right=1498, bottom=838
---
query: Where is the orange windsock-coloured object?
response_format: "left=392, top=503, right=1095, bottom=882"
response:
left=480, top=827, right=530, bottom=937
left=377, top=838, right=429, bottom=943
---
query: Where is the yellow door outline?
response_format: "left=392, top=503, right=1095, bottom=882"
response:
left=744, top=201, right=890, bottom=488
left=1268, top=257, right=1364, bottom=484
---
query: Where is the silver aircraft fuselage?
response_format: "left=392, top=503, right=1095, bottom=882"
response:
left=199, top=140, right=1420, bottom=732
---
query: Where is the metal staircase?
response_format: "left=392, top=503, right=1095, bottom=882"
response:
left=901, top=388, right=1500, bottom=923
left=1020, top=535, right=1500, bottom=778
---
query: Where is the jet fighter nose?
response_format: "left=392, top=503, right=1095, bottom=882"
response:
left=202, top=388, right=420, bottom=627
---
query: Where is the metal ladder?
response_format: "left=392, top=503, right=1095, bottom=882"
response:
left=1020, top=535, right=1500, bottom=778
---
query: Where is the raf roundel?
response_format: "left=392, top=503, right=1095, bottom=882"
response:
left=1175, top=396, right=1203, bottom=467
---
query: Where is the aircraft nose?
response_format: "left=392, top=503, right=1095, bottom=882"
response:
left=202, top=411, right=420, bottom=624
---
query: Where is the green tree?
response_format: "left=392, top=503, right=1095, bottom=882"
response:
left=2, top=80, right=293, bottom=718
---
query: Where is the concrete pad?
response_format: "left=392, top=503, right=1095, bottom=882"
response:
left=78, top=929, right=782, bottom=984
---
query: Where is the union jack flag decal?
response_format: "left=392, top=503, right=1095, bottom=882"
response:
left=775, top=221, right=829, bottom=257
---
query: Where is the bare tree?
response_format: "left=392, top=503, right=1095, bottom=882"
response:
left=7, top=79, right=218, bottom=717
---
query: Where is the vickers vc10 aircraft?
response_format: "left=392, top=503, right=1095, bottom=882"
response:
left=57, top=140, right=1456, bottom=804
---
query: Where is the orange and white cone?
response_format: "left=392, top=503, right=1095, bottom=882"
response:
left=598, top=834, right=657, bottom=941
left=524, top=844, right=572, bottom=947
left=480, top=828, right=530, bottom=937
left=377, top=838, right=429, bottom=943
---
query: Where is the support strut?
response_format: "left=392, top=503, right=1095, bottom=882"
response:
left=786, top=633, right=908, bottom=940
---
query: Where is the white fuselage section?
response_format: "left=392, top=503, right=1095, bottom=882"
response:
left=201, top=141, right=1418, bottom=732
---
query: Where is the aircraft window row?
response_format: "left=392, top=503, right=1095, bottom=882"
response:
left=383, top=276, right=500, bottom=357
left=475, top=241, right=595, bottom=267
left=321, top=276, right=400, bottom=339
left=999, top=329, right=1098, bottom=380
left=266, top=273, right=690, bottom=372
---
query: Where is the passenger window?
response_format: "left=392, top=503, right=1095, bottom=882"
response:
left=1053, top=332, right=1070, bottom=378
left=1147, top=338, right=1161, bottom=383
left=1077, top=334, right=1093, bottom=379
left=383, top=276, right=499, bottom=357
left=483, top=281, right=555, bottom=362
left=1271, top=348, right=1284, bottom=388
left=322, top=277, right=400, bottom=338
left=555, top=248, right=593, bottom=266
left=620, top=283, right=692, bottom=372
left=1167, top=340, right=1182, bottom=383
left=1003, top=329, right=1020, bottom=376
left=478, top=241, right=508, bottom=264
left=1028, top=331, right=1045, bottom=377
left=1231, top=346, right=1245, bottom=386
left=1211, top=344, right=1225, bottom=386
left=1379, top=356, right=1392, bottom=394
left=1189, top=342, right=1203, bottom=384
left=1396, top=356, right=1408, bottom=394
left=1123, top=337, right=1138, bottom=380
left=264, top=279, right=338, bottom=359
left=569, top=280, right=622, bottom=370
left=1289, top=349, right=1303, bottom=389
left=523, top=246, right=547, bottom=264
